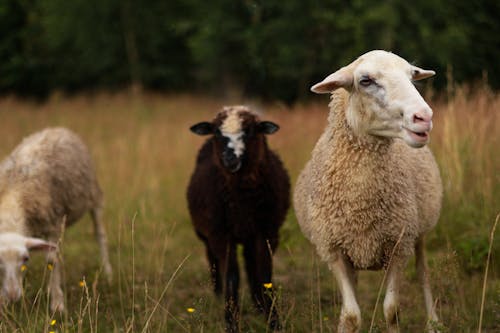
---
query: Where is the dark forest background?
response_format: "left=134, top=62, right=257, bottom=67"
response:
left=1, top=0, right=499, bottom=102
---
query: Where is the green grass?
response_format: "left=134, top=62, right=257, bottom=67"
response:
left=0, top=89, right=498, bottom=332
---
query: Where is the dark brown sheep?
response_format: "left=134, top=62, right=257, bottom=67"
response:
left=187, top=106, right=290, bottom=332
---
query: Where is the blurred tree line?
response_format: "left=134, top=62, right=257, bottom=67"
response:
left=1, top=0, right=498, bottom=102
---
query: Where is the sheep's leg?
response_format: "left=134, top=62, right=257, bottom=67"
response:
left=383, top=261, right=402, bottom=333
left=46, top=250, right=64, bottom=313
left=219, top=242, right=240, bottom=333
left=90, top=205, right=113, bottom=282
left=197, top=232, right=222, bottom=295
left=243, top=236, right=280, bottom=330
left=415, top=237, right=440, bottom=333
left=209, top=250, right=222, bottom=295
left=330, top=253, right=361, bottom=333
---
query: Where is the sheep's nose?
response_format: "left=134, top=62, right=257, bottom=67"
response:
left=413, top=109, right=433, bottom=124
left=222, top=150, right=242, bottom=172
left=223, top=150, right=237, bottom=163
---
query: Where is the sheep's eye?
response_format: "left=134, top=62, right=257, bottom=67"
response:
left=359, top=77, right=374, bottom=87
left=22, top=255, right=29, bottom=264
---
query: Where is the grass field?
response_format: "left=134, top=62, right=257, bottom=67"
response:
left=0, top=87, right=498, bottom=332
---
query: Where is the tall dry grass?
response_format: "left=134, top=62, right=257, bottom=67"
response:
left=0, top=88, right=498, bottom=332
left=429, top=87, right=499, bottom=273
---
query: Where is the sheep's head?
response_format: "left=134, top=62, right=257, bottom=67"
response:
left=190, top=106, right=279, bottom=173
left=0, top=233, right=56, bottom=303
left=311, top=50, right=435, bottom=148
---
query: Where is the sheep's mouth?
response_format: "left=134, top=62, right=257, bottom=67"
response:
left=405, top=128, right=429, bottom=143
left=223, top=159, right=242, bottom=173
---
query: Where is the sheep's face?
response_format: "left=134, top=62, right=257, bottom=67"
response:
left=311, top=50, right=435, bottom=148
left=0, top=233, right=56, bottom=303
left=190, top=106, right=279, bottom=173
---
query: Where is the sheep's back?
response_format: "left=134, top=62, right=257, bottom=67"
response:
left=0, top=128, right=101, bottom=237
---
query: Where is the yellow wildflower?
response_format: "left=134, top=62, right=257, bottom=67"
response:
left=263, top=283, right=273, bottom=289
left=51, top=319, right=57, bottom=325
left=21, top=265, right=27, bottom=272
left=47, top=263, right=53, bottom=271
left=79, top=280, right=85, bottom=287
left=187, top=307, right=195, bottom=313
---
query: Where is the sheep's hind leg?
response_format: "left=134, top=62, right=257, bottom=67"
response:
left=415, top=237, right=440, bottom=333
left=329, top=253, right=361, bottom=333
left=90, top=205, right=113, bottom=282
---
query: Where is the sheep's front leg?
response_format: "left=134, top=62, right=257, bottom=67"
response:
left=46, top=250, right=64, bottom=313
left=203, top=239, right=222, bottom=295
left=330, top=253, right=361, bottom=333
left=383, top=262, right=402, bottom=333
left=243, top=236, right=280, bottom=330
left=221, top=243, right=240, bottom=333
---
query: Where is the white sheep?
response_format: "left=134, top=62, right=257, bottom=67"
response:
left=294, top=50, right=442, bottom=333
left=0, top=127, right=112, bottom=312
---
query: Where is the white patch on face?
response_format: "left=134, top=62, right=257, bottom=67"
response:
left=220, top=107, right=249, bottom=158
left=223, top=132, right=245, bottom=157
left=221, top=107, right=245, bottom=134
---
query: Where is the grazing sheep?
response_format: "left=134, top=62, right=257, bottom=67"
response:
left=187, top=106, right=290, bottom=332
left=294, top=50, right=442, bottom=333
left=0, top=127, right=112, bottom=312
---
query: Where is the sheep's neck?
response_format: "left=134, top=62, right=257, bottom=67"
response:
left=339, top=117, right=392, bottom=153
left=329, top=90, right=393, bottom=153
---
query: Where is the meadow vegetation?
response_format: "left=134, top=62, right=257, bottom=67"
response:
left=0, top=87, right=498, bottom=332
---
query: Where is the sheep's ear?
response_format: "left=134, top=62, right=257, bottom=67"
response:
left=25, top=237, right=57, bottom=252
left=258, top=121, right=279, bottom=135
left=311, top=66, right=354, bottom=94
left=411, top=66, right=435, bottom=81
left=190, top=122, right=214, bottom=135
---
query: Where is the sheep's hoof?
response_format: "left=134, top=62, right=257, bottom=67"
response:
left=267, top=310, right=281, bottom=331
left=387, top=325, right=400, bottom=333
left=269, top=318, right=282, bottom=331
left=338, top=312, right=361, bottom=333
left=225, top=309, right=239, bottom=333
left=384, top=308, right=400, bottom=333
left=426, top=319, right=443, bottom=333
left=50, top=300, right=65, bottom=313
left=224, top=322, right=238, bottom=333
